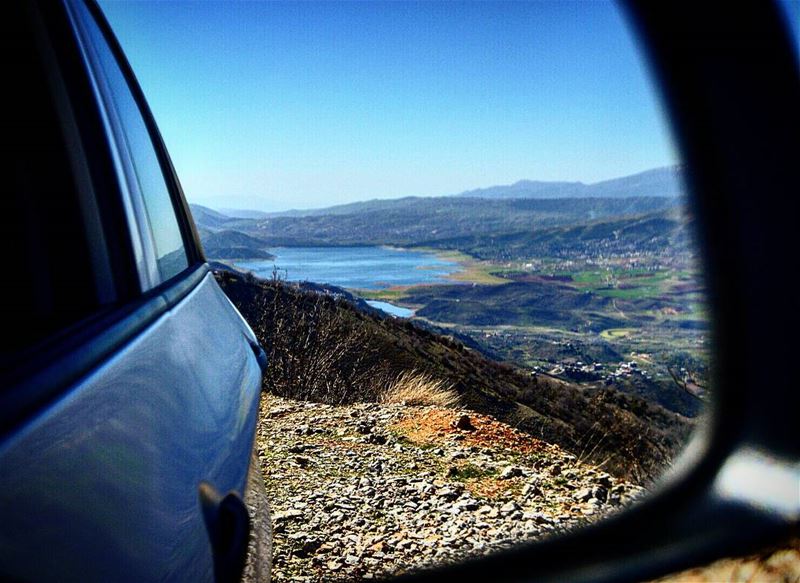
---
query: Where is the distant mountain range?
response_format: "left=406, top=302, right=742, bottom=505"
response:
left=456, top=166, right=683, bottom=200
left=191, top=166, right=684, bottom=222
left=190, top=196, right=680, bottom=259
left=217, top=208, right=272, bottom=219
left=197, top=228, right=275, bottom=260
left=189, top=206, right=276, bottom=260
left=187, top=166, right=685, bottom=260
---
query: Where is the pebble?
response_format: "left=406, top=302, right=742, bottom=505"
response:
left=257, top=396, right=645, bottom=582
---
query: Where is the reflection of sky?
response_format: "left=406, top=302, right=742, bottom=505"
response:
left=237, top=246, right=461, bottom=290
left=777, top=0, right=800, bottom=57
left=79, top=0, right=186, bottom=269
left=99, top=1, right=679, bottom=212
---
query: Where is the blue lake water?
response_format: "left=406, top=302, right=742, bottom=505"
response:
left=366, top=300, right=415, bottom=318
left=235, top=246, right=461, bottom=291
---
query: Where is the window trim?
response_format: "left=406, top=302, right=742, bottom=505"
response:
left=65, top=0, right=205, bottom=292
left=31, top=0, right=141, bottom=305
left=85, top=0, right=206, bottom=269
left=1, top=0, right=210, bottom=438
left=66, top=0, right=161, bottom=290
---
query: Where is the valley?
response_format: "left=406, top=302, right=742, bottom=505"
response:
left=192, top=166, right=709, bottom=421
left=362, top=252, right=707, bottom=417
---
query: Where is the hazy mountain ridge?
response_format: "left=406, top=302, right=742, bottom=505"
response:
left=190, top=196, right=684, bottom=263
left=189, top=204, right=231, bottom=229
left=456, top=166, right=684, bottom=200
left=195, top=225, right=276, bottom=260
left=217, top=208, right=273, bottom=219
left=190, top=166, right=684, bottom=224
left=222, top=198, right=678, bottom=250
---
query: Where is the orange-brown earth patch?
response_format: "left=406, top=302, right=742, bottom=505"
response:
left=465, top=477, right=521, bottom=499
left=390, top=408, right=552, bottom=456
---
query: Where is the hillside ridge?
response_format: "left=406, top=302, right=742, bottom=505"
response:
left=217, top=271, right=693, bottom=485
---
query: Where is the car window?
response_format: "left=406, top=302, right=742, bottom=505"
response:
left=74, top=1, right=188, bottom=284
left=777, top=0, right=800, bottom=56
left=2, top=2, right=112, bottom=364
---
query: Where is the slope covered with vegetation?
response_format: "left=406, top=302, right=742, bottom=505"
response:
left=217, top=271, right=693, bottom=484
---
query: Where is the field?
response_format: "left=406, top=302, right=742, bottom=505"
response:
left=361, top=251, right=709, bottom=418
left=600, top=328, right=636, bottom=340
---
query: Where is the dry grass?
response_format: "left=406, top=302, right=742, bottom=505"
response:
left=652, top=538, right=800, bottom=583
left=379, top=370, right=460, bottom=408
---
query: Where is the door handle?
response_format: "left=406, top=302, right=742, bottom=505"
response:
left=199, top=482, right=251, bottom=583
left=249, top=340, right=269, bottom=375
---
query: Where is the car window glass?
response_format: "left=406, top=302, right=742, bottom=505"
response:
left=76, top=1, right=188, bottom=283
left=2, top=3, right=109, bottom=364
left=778, top=0, right=799, bottom=55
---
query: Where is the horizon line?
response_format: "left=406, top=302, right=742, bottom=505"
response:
left=194, top=163, right=682, bottom=215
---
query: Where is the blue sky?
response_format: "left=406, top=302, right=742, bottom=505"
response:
left=99, top=1, right=679, bottom=212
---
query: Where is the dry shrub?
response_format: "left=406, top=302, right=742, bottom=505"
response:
left=380, top=370, right=460, bottom=408
left=255, top=285, right=389, bottom=404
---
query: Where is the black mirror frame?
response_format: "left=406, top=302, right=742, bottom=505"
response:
left=401, top=2, right=800, bottom=582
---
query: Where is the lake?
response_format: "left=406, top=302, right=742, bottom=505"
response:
left=365, top=300, right=415, bottom=318
left=235, top=246, right=461, bottom=291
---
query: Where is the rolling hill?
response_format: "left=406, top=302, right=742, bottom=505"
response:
left=220, top=197, right=679, bottom=250
left=196, top=227, right=276, bottom=260
left=417, top=207, right=694, bottom=261
left=187, top=167, right=686, bottom=257
left=188, top=204, right=231, bottom=229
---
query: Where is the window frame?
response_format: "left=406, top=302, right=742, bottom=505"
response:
left=65, top=0, right=205, bottom=292
left=0, top=0, right=209, bottom=438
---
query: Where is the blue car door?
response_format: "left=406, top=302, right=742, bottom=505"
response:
left=0, top=1, right=263, bottom=580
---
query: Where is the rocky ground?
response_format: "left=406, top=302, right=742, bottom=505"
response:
left=254, top=395, right=646, bottom=582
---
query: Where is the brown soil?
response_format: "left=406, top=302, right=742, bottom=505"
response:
left=465, top=477, right=521, bottom=499
left=390, top=408, right=552, bottom=456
